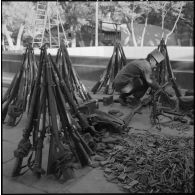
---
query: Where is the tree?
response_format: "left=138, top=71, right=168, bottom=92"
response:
left=99, top=1, right=160, bottom=47
left=60, top=2, right=96, bottom=46
left=176, top=1, right=194, bottom=46
left=2, top=2, right=36, bottom=50
left=148, top=1, right=186, bottom=44
left=164, top=2, right=184, bottom=44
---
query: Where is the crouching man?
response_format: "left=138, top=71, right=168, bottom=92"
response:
left=113, top=49, right=165, bottom=106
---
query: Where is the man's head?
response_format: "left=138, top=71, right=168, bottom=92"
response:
left=147, top=49, right=165, bottom=69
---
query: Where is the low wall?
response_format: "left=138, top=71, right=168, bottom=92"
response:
left=2, top=46, right=194, bottom=90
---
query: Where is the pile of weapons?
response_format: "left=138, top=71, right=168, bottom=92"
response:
left=101, top=132, right=194, bottom=193
left=2, top=46, right=37, bottom=126
left=91, top=41, right=127, bottom=95
left=11, top=44, right=125, bottom=181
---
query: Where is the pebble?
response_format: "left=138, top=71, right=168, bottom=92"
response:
left=93, top=154, right=105, bottom=161
left=102, top=137, right=119, bottom=143
left=90, top=161, right=100, bottom=168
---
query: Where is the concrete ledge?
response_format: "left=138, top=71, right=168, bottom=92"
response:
left=2, top=46, right=194, bottom=90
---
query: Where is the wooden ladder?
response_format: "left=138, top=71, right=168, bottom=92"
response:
left=32, top=1, right=48, bottom=48
left=32, top=1, right=67, bottom=48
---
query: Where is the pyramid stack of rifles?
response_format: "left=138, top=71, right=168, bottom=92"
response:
left=2, top=43, right=124, bottom=181
left=91, top=41, right=127, bottom=95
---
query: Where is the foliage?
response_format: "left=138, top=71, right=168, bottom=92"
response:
left=2, top=2, right=36, bottom=35
left=2, top=1, right=194, bottom=48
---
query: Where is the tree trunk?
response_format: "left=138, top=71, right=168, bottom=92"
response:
left=126, top=20, right=137, bottom=47
left=177, top=38, right=181, bottom=46
left=140, top=16, right=148, bottom=47
left=189, top=38, right=192, bottom=46
left=16, top=23, right=25, bottom=49
left=161, top=16, right=165, bottom=39
left=174, top=25, right=181, bottom=46
left=165, top=3, right=183, bottom=44
left=78, top=31, right=85, bottom=47
left=2, top=36, right=5, bottom=51
left=2, top=24, right=14, bottom=49
left=89, top=39, right=93, bottom=46
left=130, top=19, right=137, bottom=47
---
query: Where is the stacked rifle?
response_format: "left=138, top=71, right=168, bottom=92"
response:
left=55, top=44, right=92, bottom=104
left=12, top=45, right=96, bottom=180
left=150, top=39, right=194, bottom=125
left=2, top=45, right=37, bottom=126
left=91, top=41, right=127, bottom=94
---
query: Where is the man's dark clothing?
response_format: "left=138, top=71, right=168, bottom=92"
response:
left=113, top=59, right=152, bottom=99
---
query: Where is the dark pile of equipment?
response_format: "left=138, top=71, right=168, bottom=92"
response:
left=2, top=45, right=37, bottom=126
left=91, top=41, right=127, bottom=95
left=11, top=44, right=125, bottom=181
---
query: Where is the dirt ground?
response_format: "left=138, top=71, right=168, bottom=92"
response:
left=2, top=80, right=194, bottom=193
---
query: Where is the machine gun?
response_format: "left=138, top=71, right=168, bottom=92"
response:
left=123, top=82, right=170, bottom=128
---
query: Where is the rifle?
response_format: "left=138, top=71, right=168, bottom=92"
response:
left=46, top=54, right=75, bottom=179
left=55, top=49, right=79, bottom=105
left=32, top=60, right=47, bottom=178
left=117, top=42, right=127, bottom=67
left=2, top=73, right=18, bottom=104
left=51, top=60, right=94, bottom=156
left=12, top=46, right=45, bottom=177
left=102, top=46, right=117, bottom=94
left=62, top=45, right=91, bottom=101
left=158, top=39, right=193, bottom=112
left=2, top=48, right=28, bottom=123
left=161, top=39, right=182, bottom=98
left=91, top=46, right=116, bottom=94
left=54, top=79, right=93, bottom=166
left=49, top=54, right=97, bottom=136
left=7, top=59, right=30, bottom=126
